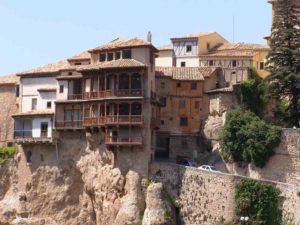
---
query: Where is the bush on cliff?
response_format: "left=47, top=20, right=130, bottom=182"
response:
left=0, top=145, right=17, bottom=164
left=234, top=179, right=281, bottom=225
left=221, top=110, right=281, bottom=167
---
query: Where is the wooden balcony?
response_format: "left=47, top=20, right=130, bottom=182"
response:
left=55, top=120, right=83, bottom=129
left=67, top=89, right=144, bottom=100
left=105, top=136, right=143, bottom=146
left=14, top=130, right=53, bottom=144
left=83, top=115, right=143, bottom=127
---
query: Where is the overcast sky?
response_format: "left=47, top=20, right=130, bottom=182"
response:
left=0, top=0, right=272, bottom=76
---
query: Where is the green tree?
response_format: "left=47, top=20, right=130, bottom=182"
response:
left=235, top=179, right=282, bottom=225
left=221, top=110, right=281, bottom=167
left=266, top=0, right=300, bottom=127
left=234, top=68, right=268, bottom=117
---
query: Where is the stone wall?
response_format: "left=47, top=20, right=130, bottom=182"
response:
left=150, top=162, right=300, bottom=225
left=0, top=83, right=18, bottom=147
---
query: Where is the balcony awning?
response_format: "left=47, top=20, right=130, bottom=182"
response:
left=12, top=110, right=54, bottom=118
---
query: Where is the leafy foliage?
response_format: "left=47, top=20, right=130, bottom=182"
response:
left=266, top=0, right=300, bottom=127
left=234, top=179, right=281, bottom=225
left=234, top=68, right=269, bottom=116
left=0, top=145, right=17, bottom=164
left=221, top=110, right=281, bottom=167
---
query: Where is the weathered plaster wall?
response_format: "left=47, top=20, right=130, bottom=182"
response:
left=150, top=162, right=300, bottom=225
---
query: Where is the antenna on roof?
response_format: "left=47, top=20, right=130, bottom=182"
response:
left=147, top=31, right=152, bottom=43
left=232, top=16, right=235, bottom=43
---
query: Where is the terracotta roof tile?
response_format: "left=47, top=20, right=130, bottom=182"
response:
left=78, top=59, right=146, bottom=71
left=155, top=67, right=216, bottom=81
left=0, top=74, right=19, bottom=85
left=205, top=86, right=233, bottom=94
left=68, top=51, right=91, bottom=61
left=171, top=32, right=215, bottom=40
left=90, top=37, right=154, bottom=52
left=12, top=109, right=54, bottom=117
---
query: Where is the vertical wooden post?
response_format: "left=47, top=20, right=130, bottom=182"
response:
left=104, top=73, right=107, bottom=97
left=129, top=73, right=132, bottom=96
left=129, top=102, right=132, bottom=123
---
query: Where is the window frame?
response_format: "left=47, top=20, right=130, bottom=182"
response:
left=180, top=117, right=188, bottom=127
left=99, top=53, right=106, bottom=62
left=59, top=85, right=64, bottom=93
left=179, top=100, right=185, bottom=109
left=31, top=98, right=37, bottom=110
left=107, top=52, right=114, bottom=61
left=122, top=49, right=132, bottom=59
left=191, top=82, right=197, bottom=90
left=186, top=45, right=192, bottom=53
left=46, top=101, right=52, bottom=109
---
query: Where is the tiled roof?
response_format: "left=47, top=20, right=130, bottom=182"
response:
left=18, top=60, right=73, bottom=76
left=68, top=51, right=91, bottom=61
left=200, top=42, right=269, bottom=58
left=0, top=74, right=19, bottom=85
left=157, top=45, right=173, bottom=51
left=90, top=37, right=155, bottom=52
left=155, top=67, right=216, bottom=81
left=12, top=109, right=54, bottom=117
left=171, top=32, right=215, bottom=40
left=78, top=59, right=146, bottom=71
left=205, top=86, right=233, bottom=94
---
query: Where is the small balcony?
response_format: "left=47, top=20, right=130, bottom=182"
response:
left=14, top=130, right=52, bottom=144
left=55, top=120, right=83, bottom=129
left=105, top=136, right=143, bottom=146
left=83, top=115, right=143, bottom=127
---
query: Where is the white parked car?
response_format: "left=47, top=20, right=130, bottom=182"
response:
left=198, top=165, right=220, bottom=173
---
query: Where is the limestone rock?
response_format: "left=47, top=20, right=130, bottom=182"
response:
left=142, top=182, right=176, bottom=225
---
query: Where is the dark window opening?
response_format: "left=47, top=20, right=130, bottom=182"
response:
left=191, top=82, right=197, bottom=90
left=123, top=49, right=131, bottom=59
left=160, top=97, right=167, bottom=107
left=131, top=73, right=141, bottom=89
left=179, top=100, right=185, bottom=109
left=47, top=101, right=52, bottom=109
left=41, top=122, right=48, bottom=138
left=119, top=74, right=129, bottom=89
left=181, top=62, right=186, bottom=67
left=74, top=62, right=82, bottom=65
left=26, top=151, right=32, bottom=163
left=100, top=53, right=106, bottom=62
left=107, top=52, right=114, bottom=61
left=132, top=103, right=142, bottom=115
left=59, top=85, right=64, bottom=93
left=119, top=103, right=130, bottom=115
left=31, top=98, right=37, bottom=110
left=15, top=85, right=20, bottom=97
left=115, top=51, right=121, bottom=60
left=161, top=120, right=165, bottom=125
left=209, top=60, right=214, bottom=66
left=186, top=45, right=192, bottom=52
left=68, top=72, right=72, bottom=75
left=232, top=60, right=237, bottom=67
left=260, top=62, right=265, bottom=70
left=40, top=154, right=44, bottom=162
left=207, top=42, right=211, bottom=50
left=177, top=82, right=181, bottom=88
left=180, top=117, right=188, bottom=126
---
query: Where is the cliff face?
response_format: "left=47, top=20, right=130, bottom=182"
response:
left=0, top=130, right=176, bottom=225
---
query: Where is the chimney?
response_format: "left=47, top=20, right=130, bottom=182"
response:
left=147, top=31, right=152, bottom=43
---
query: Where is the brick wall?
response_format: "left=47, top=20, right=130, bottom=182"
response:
left=0, top=84, right=18, bottom=147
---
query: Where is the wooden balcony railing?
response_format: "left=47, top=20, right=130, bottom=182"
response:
left=14, top=130, right=33, bottom=138
left=83, top=115, right=143, bottom=127
left=67, top=89, right=143, bottom=100
left=105, top=136, right=143, bottom=145
left=55, top=120, right=83, bottom=129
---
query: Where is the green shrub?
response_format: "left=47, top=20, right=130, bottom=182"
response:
left=234, top=68, right=269, bottom=117
left=221, top=110, right=281, bottom=167
left=0, top=145, right=17, bottom=164
left=235, top=179, right=281, bottom=225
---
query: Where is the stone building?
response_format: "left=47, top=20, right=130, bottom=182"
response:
left=0, top=74, right=19, bottom=147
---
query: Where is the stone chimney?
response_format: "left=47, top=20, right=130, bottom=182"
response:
left=147, top=31, right=152, bottom=43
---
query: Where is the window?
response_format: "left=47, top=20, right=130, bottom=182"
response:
left=31, top=98, right=37, bottom=110
left=260, top=62, right=265, bottom=70
left=160, top=97, right=167, bottom=107
left=207, top=42, right=211, bottom=50
left=47, top=101, right=52, bottom=109
left=68, top=72, right=72, bottom=76
left=180, top=117, right=188, bottom=126
left=161, top=82, right=165, bottom=89
left=123, top=49, right=131, bottom=59
left=100, top=53, right=106, bottom=62
left=59, top=85, right=64, bottom=93
left=115, top=51, right=121, bottom=60
left=107, top=52, right=114, bottom=61
left=195, top=101, right=200, bottom=109
left=177, top=82, right=181, bottom=88
left=40, top=122, right=48, bottom=137
left=232, top=60, right=237, bottom=67
left=191, top=82, right=197, bottom=90
left=209, top=60, right=214, bottom=66
left=186, top=45, right=192, bottom=52
left=181, top=62, right=186, bottom=67
left=74, top=62, right=82, bottom=65
left=179, top=100, right=185, bottom=109
left=161, top=120, right=165, bottom=125
left=15, top=85, right=19, bottom=97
